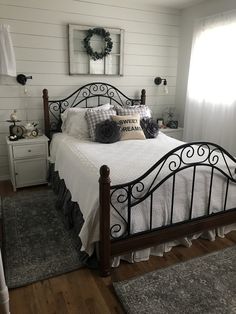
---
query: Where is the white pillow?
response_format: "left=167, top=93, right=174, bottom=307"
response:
left=61, top=103, right=111, bottom=139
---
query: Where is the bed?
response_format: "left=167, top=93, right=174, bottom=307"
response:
left=43, top=82, right=236, bottom=276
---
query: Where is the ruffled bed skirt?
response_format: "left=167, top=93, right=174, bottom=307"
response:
left=50, top=163, right=236, bottom=268
left=49, top=164, right=97, bottom=267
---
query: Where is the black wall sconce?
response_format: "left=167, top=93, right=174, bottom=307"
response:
left=16, top=74, right=33, bottom=85
left=154, top=76, right=168, bottom=94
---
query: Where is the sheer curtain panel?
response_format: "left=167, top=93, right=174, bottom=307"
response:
left=183, top=11, right=236, bottom=156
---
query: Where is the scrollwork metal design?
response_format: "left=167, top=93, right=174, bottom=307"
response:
left=168, top=153, right=182, bottom=172
left=130, top=181, right=145, bottom=200
left=60, top=100, right=70, bottom=111
left=47, top=82, right=143, bottom=134
left=110, top=142, right=236, bottom=238
left=110, top=187, right=129, bottom=239
left=209, top=148, right=220, bottom=165
left=50, top=121, right=59, bottom=131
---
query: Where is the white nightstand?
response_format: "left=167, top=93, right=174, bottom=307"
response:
left=6, top=135, right=49, bottom=191
left=160, top=127, right=184, bottom=141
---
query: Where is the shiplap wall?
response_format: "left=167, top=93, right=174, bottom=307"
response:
left=0, top=0, right=180, bottom=180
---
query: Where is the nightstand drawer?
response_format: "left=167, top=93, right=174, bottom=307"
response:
left=14, top=158, right=47, bottom=187
left=13, top=144, right=46, bottom=159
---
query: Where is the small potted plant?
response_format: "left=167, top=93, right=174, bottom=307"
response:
left=163, top=107, right=178, bottom=129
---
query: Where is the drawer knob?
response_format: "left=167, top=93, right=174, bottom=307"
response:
left=28, top=149, right=31, bottom=152
left=15, top=172, right=18, bottom=176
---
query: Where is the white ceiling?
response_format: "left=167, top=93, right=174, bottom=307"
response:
left=137, top=0, right=205, bottom=9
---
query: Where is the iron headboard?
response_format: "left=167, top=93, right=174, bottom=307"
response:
left=43, top=82, right=146, bottom=139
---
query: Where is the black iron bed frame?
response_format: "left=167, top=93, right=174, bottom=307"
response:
left=43, top=82, right=236, bottom=276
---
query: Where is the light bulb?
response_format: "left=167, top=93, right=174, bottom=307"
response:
left=164, top=85, right=168, bottom=94
left=163, top=79, right=168, bottom=94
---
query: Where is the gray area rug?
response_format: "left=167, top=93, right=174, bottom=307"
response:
left=1, top=189, right=82, bottom=289
left=114, top=246, right=236, bottom=314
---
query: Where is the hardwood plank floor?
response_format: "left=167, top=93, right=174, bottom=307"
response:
left=1, top=181, right=236, bottom=314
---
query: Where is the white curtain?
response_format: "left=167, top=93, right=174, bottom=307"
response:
left=183, top=10, right=236, bottom=156
left=0, top=24, right=16, bottom=77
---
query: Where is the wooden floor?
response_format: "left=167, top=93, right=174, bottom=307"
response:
left=1, top=181, right=236, bottom=314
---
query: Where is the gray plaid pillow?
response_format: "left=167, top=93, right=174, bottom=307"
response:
left=116, top=105, right=151, bottom=118
left=85, top=108, right=116, bottom=140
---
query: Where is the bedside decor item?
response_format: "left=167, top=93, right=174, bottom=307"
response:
left=31, top=129, right=39, bottom=137
left=163, top=106, right=177, bottom=127
left=6, top=117, right=25, bottom=140
left=95, top=119, right=121, bottom=143
left=157, top=118, right=164, bottom=128
left=84, top=27, right=113, bottom=61
left=8, top=135, right=18, bottom=141
left=157, top=118, right=166, bottom=129
left=8, top=134, right=18, bottom=141
left=24, top=122, right=39, bottom=137
left=10, top=109, right=17, bottom=121
left=167, top=120, right=178, bottom=129
left=10, top=124, right=25, bottom=138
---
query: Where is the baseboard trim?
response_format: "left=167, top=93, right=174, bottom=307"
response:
left=0, top=175, right=10, bottom=181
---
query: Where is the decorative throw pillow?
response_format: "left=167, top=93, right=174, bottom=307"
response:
left=111, top=114, right=145, bottom=140
left=140, top=118, right=159, bottom=139
left=85, top=108, right=116, bottom=140
left=116, top=105, right=151, bottom=119
left=95, top=120, right=121, bottom=143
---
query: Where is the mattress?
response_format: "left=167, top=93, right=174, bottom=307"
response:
left=50, top=132, right=236, bottom=264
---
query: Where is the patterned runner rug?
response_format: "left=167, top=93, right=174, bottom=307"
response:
left=1, top=189, right=82, bottom=288
left=114, top=246, right=236, bottom=314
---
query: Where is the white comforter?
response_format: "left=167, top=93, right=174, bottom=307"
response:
left=50, top=132, right=236, bottom=263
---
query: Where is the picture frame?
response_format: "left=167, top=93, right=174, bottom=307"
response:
left=157, top=118, right=164, bottom=128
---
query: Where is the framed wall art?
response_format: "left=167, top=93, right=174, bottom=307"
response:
left=68, top=24, right=124, bottom=76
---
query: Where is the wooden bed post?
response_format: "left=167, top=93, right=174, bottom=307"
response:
left=141, top=89, right=146, bottom=105
left=99, top=165, right=111, bottom=277
left=43, top=89, right=50, bottom=138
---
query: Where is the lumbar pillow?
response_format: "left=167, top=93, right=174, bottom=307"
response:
left=116, top=105, right=151, bottom=119
left=85, top=108, right=116, bottom=140
left=140, top=118, right=159, bottom=139
left=95, top=120, right=121, bottom=143
left=111, top=114, right=145, bottom=140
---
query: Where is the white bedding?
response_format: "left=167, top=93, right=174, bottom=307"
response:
left=50, top=132, right=236, bottom=264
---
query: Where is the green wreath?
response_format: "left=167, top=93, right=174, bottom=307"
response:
left=83, top=28, right=113, bottom=61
